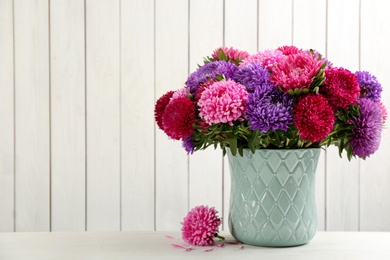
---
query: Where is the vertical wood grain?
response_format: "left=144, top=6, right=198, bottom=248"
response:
left=86, top=0, right=120, bottom=231
left=121, top=0, right=155, bottom=231
left=293, top=0, right=327, bottom=231
left=258, top=0, right=293, bottom=50
left=50, top=0, right=86, bottom=231
left=360, top=0, right=390, bottom=231
left=223, top=0, right=258, bottom=230
left=14, top=0, right=50, bottom=231
left=326, top=0, right=360, bottom=231
left=225, top=0, right=258, bottom=53
left=0, top=0, right=15, bottom=232
left=155, top=0, right=189, bottom=230
left=188, top=0, right=224, bottom=218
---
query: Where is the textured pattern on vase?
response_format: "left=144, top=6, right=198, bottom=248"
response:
left=227, top=149, right=321, bottom=247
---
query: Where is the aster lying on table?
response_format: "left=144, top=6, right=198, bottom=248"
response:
left=155, top=46, right=387, bottom=160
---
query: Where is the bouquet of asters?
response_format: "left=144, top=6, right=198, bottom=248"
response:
left=155, top=46, right=387, bottom=160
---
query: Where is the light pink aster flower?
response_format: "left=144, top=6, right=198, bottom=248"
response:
left=181, top=205, right=222, bottom=246
left=270, top=52, right=324, bottom=93
left=172, top=87, right=190, bottom=100
left=198, top=80, right=248, bottom=126
left=211, top=46, right=249, bottom=63
left=239, top=49, right=286, bottom=71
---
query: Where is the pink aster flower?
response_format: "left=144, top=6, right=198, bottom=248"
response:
left=198, top=80, right=248, bottom=126
left=294, top=93, right=335, bottom=143
left=240, top=49, right=286, bottom=71
left=320, top=67, right=360, bottom=110
left=378, top=101, right=388, bottom=122
left=162, top=96, right=196, bottom=140
left=172, top=87, right=190, bottom=100
left=211, top=46, right=249, bottom=64
left=181, top=205, right=222, bottom=246
left=277, top=45, right=302, bottom=55
left=270, top=52, right=324, bottom=93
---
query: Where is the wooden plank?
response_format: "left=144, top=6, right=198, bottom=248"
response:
left=86, top=0, right=120, bottom=231
left=120, top=0, right=155, bottom=231
left=225, top=0, right=258, bottom=53
left=14, top=0, right=50, bottom=231
left=188, top=0, right=224, bottom=218
left=223, top=0, right=258, bottom=231
left=1, top=232, right=390, bottom=259
left=326, top=0, right=360, bottom=231
left=360, top=0, right=390, bottom=231
left=50, top=0, right=86, bottom=231
left=0, top=0, right=15, bottom=232
left=155, top=0, right=189, bottom=230
left=258, top=0, right=293, bottom=50
left=293, top=0, right=327, bottom=231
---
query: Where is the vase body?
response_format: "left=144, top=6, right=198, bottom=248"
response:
left=227, top=148, right=321, bottom=247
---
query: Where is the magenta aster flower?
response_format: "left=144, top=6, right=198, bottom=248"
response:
left=320, top=67, right=360, bottom=110
left=349, top=98, right=383, bottom=158
left=211, top=46, right=249, bottom=63
left=154, top=91, right=174, bottom=131
left=198, top=80, right=248, bottom=126
left=181, top=205, right=222, bottom=246
left=294, top=94, right=335, bottom=143
left=240, top=49, right=285, bottom=71
left=355, top=71, right=382, bottom=102
left=269, top=52, right=323, bottom=93
left=162, top=96, right=196, bottom=140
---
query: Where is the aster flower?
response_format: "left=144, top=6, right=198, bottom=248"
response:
left=185, top=60, right=237, bottom=94
left=378, top=101, right=388, bottom=122
left=198, top=80, right=248, bottom=126
left=320, top=67, right=360, bottom=110
left=194, top=79, right=215, bottom=101
left=233, top=63, right=270, bottom=93
left=154, top=90, right=174, bottom=131
left=172, top=87, right=190, bottom=100
left=277, top=45, right=301, bottom=55
left=240, top=49, right=285, bottom=71
left=355, top=71, right=382, bottom=102
left=211, top=46, right=249, bottom=64
left=270, top=52, right=324, bottom=93
left=181, top=205, right=222, bottom=246
left=182, top=136, right=195, bottom=154
left=246, top=82, right=294, bottom=132
left=348, top=98, right=383, bottom=158
left=294, top=94, right=335, bottom=143
left=161, top=96, right=196, bottom=140
left=307, top=49, right=333, bottom=68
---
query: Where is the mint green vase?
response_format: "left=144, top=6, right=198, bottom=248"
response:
left=227, top=148, right=321, bottom=247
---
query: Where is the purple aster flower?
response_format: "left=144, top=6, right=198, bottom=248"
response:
left=233, top=62, right=270, bottom=93
left=355, top=71, right=382, bottom=102
left=182, top=136, right=195, bottom=154
left=348, top=98, right=382, bottom=158
left=246, top=82, right=294, bottom=132
left=185, top=60, right=237, bottom=94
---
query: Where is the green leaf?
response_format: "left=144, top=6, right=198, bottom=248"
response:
left=217, top=49, right=227, bottom=61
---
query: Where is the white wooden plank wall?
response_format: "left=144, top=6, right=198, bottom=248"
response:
left=0, top=0, right=389, bottom=232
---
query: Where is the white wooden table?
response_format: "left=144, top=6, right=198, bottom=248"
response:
left=0, top=231, right=389, bottom=259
